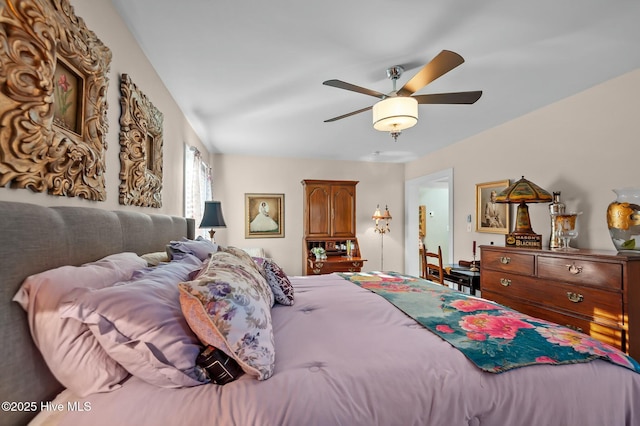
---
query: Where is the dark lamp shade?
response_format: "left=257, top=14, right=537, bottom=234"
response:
left=199, top=201, right=227, bottom=228
left=494, top=176, right=552, bottom=204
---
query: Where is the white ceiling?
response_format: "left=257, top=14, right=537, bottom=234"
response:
left=110, top=0, right=640, bottom=163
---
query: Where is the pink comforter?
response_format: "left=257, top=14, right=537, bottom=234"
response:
left=42, top=273, right=640, bottom=426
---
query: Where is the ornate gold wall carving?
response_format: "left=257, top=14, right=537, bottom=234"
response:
left=0, top=0, right=112, bottom=200
left=118, top=73, right=163, bottom=207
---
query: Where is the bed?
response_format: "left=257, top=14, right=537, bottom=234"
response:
left=2, top=200, right=640, bottom=426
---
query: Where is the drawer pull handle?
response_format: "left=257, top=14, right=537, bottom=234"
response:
left=500, top=257, right=511, bottom=265
left=565, top=263, right=583, bottom=275
left=565, top=324, right=583, bottom=333
left=500, top=278, right=511, bottom=287
left=566, top=292, right=584, bottom=303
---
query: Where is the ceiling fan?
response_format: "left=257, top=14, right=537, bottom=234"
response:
left=323, top=50, right=482, bottom=141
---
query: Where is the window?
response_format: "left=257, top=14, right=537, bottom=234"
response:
left=184, top=144, right=212, bottom=238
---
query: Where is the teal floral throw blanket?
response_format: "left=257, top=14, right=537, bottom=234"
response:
left=338, top=271, right=640, bottom=374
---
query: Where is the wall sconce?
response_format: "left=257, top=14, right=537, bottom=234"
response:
left=372, top=205, right=392, bottom=269
left=199, top=201, right=227, bottom=243
left=495, top=176, right=552, bottom=249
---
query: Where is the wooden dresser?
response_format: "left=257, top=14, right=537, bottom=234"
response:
left=301, top=180, right=366, bottom=275
left=480, top=245, right=640, bottom=360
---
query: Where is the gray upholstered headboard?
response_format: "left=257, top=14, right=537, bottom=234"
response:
left=0, top=200, right=195, bottom=425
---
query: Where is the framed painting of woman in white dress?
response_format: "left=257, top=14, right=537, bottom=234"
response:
left=245, top=193, right=285, bottom=238
left=476, top=180, right=510, bottom=234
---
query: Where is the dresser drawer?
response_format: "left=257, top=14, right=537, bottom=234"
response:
left=482, top=270, right=622, bottom=326
left=537, top=256, right=622, bottom=290
left=482, top=250, right=535, bottom=275
left=480, top=246, right=638, bottom=358
left=484, top=290, right=623, bottom=350
left=308, top=259, right=364, bottom=274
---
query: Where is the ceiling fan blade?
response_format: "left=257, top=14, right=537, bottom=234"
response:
left=323, top=80, right=386, bottom=99
left=324, top=105, right=373, bottom=122
left=413, top=91, right=483, bottom=105
left=396, top=50, right=465, bottom=96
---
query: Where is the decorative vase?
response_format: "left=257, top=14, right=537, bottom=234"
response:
left=606, top=188, right=640, bottom=252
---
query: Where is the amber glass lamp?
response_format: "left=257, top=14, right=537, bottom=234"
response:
left=495, top=176, right=552, bottom=248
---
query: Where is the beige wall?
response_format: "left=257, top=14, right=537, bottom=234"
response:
left=406, top=68, right=640, bottom=263
left=210, top=155, right=404, bottom=275
left=1, top=1, right=637, bottom=277
left=0, top=0, right=207, bottom=216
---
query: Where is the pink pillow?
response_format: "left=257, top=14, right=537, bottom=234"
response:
left=12, top=252, right=147, bottom=396
left=61, top=256, right=207, bottom=388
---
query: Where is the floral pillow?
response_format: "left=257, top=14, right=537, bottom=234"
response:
left=253, top=257, right=294, bottom=306
left=220, top=246, right=273, bottom=307
left=251, top=256, right=267, bottom=275
left=179, top=251, right=275, bottom=380
left=220, top=246, right=265, bottom=276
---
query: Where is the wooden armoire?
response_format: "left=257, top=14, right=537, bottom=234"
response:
left=302, top=180, right=366, bottom=275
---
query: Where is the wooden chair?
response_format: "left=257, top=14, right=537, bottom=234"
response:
left=421, top=246, right=444, bottom=285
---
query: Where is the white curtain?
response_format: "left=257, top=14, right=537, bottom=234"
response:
left=184, top=145, right=213, bottom=238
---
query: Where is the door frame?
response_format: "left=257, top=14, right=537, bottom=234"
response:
left=404, top=168, right=454, bottom=276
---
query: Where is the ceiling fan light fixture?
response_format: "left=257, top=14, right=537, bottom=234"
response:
left=372, top=96, right=418, bottom=132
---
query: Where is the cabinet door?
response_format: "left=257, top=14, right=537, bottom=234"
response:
left=332, top=184, right=356, bottom=237
left=306, top=184, right=331, bottom=237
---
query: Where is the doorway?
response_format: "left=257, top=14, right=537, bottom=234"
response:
left=404, top=168, right=453, bottom=276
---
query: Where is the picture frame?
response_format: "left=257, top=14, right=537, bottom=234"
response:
left=245, top=193, right=285, bottom=238
left=53, top=58, right=84, bottom=135
left=118, top=74, right=164, bottom=207
left=0, top=0, right=112, bottom=200
left=476, top=180, right=510, bottom=234
left=418, top=205, right=426, bottom=238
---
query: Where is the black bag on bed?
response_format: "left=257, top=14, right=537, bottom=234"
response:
left=196, top=346, right=243, bottom=385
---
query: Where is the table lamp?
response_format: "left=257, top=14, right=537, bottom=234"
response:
left=494, top=176, right=552, bottom=249
left=199, top=201, right=227, bottom=242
